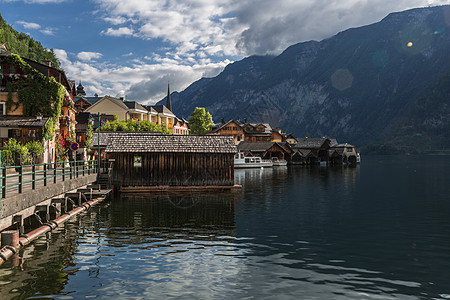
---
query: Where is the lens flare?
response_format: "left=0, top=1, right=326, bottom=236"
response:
left=407, top=42, right=413, bottom=47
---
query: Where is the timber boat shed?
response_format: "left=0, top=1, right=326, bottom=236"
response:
left=105, top=132, right=238, bottom=188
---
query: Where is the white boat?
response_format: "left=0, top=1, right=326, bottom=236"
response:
left=234, top=152, right=273, bottom=169
left=271, top=157, right=288, bottom=166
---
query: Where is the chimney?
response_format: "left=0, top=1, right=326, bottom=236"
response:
left=36, top=112, right=43, bottom=120
left=120, top=96, right=125, bottom=101
left=221, top=118, right=225, bottom=124
left=42, top=59, right=52, bottom=67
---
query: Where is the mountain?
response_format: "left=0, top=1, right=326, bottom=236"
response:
left=159, top=5, right=450, bottom=151
left=0, top=13, right=61, bottom=69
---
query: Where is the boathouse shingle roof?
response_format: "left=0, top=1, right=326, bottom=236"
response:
left=105, top=133, right=237, bottom=153
left=294, top=138, right=330, bottom=149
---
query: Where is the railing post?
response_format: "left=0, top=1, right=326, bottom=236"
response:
left=82, top=160, right=85, bottom=176
left=44, top=163, right=47, bottom=187
left=76, top=160, right=79, bottom=178
left=88, top=160, right=90, bottom=175
left=62, top=161, right=65, bottom=182
left=70, top=160, right=73, bottom=180
left=32, top=165, right=36, bottom=190
left=19, top=166, right=23, bottom=194
left=2, top=166, right=6, bottom=198
left=54, top=162, right=57, bottom=184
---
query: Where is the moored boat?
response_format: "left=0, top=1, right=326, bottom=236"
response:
left=271, top=157, right=287, bottom=166
left=234, top=152, right=273, bottom=169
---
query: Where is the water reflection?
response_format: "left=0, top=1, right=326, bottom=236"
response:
left=1, top=158, right=450, bottom=299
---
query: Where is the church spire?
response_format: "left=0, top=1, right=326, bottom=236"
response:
left=166, top=81, right=172, bottom=111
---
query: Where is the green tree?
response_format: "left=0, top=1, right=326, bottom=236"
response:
left=100, top=119, right=170, bottom=134
left=0, top=13, right=61, bottom=69
left=25, top=140, right=44, bottom=164
left=3, top=138, right=31, bottom=165
left=188, top=107, right=214, bottom=135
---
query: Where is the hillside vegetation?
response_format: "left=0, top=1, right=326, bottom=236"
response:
left=0, top=13, right=60, bottom=69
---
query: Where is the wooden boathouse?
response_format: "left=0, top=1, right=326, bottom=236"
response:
left=106, top=133, right=238, bottom=189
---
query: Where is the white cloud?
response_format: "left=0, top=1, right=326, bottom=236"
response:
left=56, top=0, right=450, bottom=106
left=101, top=27, right=135, bottom=37
left=40, top=28, right=54, bottom=35
left=94, top=0, right=450, bottom=57
left=17, top=21, right=41, bottom=29
left=54, top=48, right=231, bottom=104
left=103, top=16, right=128, bottom=25
left=77, top=51, right=103, bottom=61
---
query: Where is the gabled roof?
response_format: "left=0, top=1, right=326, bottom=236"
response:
left=0, top=116, right=49, bottom=127
left=286, top=133, right=297, bottom=140
left=105, top=132, right=237, bottom=153
left=143, top=105, right=158, bottom=114
left=240, top=122, right=273, bottom=134
left=74, top=96, right=102, bottom=105
left=85, top=95, right=129, bottom=112
left=294, top=138, right=331, bottom=149
left=149, top=105, right=176, bottom=117
left=237, top=141, right=290, bottom=153
left=208, top=120, right=243, bottom=133
left=123, top=101, right=148, bottom=112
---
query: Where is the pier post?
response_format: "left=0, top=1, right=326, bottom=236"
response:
left=1, top=230, right=19, bottom=248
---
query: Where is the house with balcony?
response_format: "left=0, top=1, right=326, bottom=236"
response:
left=0, top=48, right=76, bottom=163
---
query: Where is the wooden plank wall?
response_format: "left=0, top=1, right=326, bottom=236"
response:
left=110, top=152, right=235, bottom=187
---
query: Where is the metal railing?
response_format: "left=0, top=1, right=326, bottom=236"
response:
left=0, top=159, right=107, bottom=199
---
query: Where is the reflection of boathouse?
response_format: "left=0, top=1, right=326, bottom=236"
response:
left=106, top=133, right=237, bottom=188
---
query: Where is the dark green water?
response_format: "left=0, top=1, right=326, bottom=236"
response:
left=1, top=155, right=450, bottom=299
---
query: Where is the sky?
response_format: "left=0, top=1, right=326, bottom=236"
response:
left=1, top=0, right=449, bottom=104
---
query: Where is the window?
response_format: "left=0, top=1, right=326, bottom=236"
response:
left=347, top=148, right=353, bottom=152
left=0, top=102, right=5, bottom=115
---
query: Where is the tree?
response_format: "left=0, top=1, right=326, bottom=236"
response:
left=188, top=107, right=214, bottom=135
left=100, top=119, right=170, bottom=134
left=25, top=140, right=44, bottom=164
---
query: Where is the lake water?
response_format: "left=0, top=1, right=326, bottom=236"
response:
left=1, top=155, right=450, bottom=299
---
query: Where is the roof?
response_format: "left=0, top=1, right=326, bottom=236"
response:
left=237, top=141, right=290, bottom=153
left=240, top=122, right=273, bottom=134
left=105, top=132, right=237, bottom=153
left=123, top=101, right=147, bottom=112
left=294, top=138, right=330, bottom=149
left=0, top=116, right=49, bottom=127
left=149, top=105, right=176, bottom=117
left=208, top=120, right=242, bottom=134
left=74, top=96, right=102, bottom=105
left=86, top=95, right=129, bottom=112
left=143, top=105, right=158, bottom=114
left=333, top=143, right=355, bottom=148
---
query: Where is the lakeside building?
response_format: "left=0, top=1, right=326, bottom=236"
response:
left=105, top=132, right=237, bottom=188
left=0, top=48, right=76, bottom=163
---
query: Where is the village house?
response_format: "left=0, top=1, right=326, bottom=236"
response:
left=73, top=83, right=101, bottom=112
left=292, top=138, right=331, bottom=165
left=206, top=120, right=244, bottom=144
left=0, top=48, right=76, bottom=163
left=173, top=117, right=190, bottom=135
left=237, top=141, right=293, bottom=161
left=330, top=142, right=358, bottom=165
